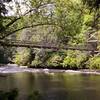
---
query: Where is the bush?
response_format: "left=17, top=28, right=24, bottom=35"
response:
left=87, top=56, right=100, bottom=69
left=46, top=53, right=63, bottom=67
left=62, top=50, right=87, bottom=69
left=63, top=56, right=77, bottom=68
left=31, top=59, right=42, bottom=67
left=13, top=48, right=30, bottom=66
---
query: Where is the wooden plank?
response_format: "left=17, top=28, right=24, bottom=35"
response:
left=0, top=39, right=98, bottom=51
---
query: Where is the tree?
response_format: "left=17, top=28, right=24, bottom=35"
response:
left=0, top=0, right=17, bottom=64
left=0, top=0, right=8, bottom=34
left=82, top=0, right=100, bottom=29
left=0, top=0, right=85, bottom=42
left=0, top=0, right=55, bottom=39
left=82, top=0, right=100, bottom=10
left=1, top=0, right=99, bottom=66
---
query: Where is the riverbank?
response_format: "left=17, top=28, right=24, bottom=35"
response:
left=0, top=64, right=100, bottom=75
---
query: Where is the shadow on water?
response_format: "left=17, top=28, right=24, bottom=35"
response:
left=0, top=88, right=18, bottom=100
left=0, top=72, right=100, bottom=100
left=43, top=89, right=68, bottom=100
left=28, top=90, right=44, bottom=100
left=0, top=89, right=65, bottom=100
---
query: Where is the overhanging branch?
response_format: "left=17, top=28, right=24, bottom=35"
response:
left=0, top=23, right=57, bottom=39
left=0, top=2, right=54, bottom=34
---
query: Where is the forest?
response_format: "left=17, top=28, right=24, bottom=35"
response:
left=0, top=0, right=100, bottom=69
left=0, top=1, right=100, bottom=100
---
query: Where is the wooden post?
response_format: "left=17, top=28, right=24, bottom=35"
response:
left=87, top=40, right=98, bottom=55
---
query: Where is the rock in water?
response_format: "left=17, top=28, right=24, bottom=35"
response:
left=7, top=64, right=18, bottom=67
left=20, top=66, right=28, bottom=68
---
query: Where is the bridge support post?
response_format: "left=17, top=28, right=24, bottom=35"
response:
left=87, top=40, right=98, bottom=56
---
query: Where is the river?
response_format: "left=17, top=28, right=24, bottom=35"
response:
left=0, top=70, right=100, bottom=100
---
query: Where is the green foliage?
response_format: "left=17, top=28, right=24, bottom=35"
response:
left=0, top=47, right=15, bottom=64
left=63, top=56, right=77, bottom=68
left=87, top=56, right=100, bottom=69
left=31, top=49, right=47, bottom=67
left=0, top=0, right=99, bottom=70
left=13, top=48, right=30, bottom=66
left=32, top=59, right=42, bottom=67
left=46, top=53, right=62, bottom=67
left=82, top=0, right=100, bottom=10
left=54, top=0, right=84, bottom=43
left=84, top=14, right=94, bottom=26
left=62, top=50, right=87, bottom=69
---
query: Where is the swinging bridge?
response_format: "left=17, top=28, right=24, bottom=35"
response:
left=0, top=39, right=99, bottom=53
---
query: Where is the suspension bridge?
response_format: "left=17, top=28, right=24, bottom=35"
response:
left=0, top=39, right=99, bottom=52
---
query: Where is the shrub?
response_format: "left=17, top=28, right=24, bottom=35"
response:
left=46, top=54, right=62, bottom=67
left=63, top=56, right=77, bottom=68
left=62, top=50, right=87, bottom=69
left=13, top=48, right=30, bottom=66
left=87, top=56, right=100, bottom=69
left=31, top=59, right=42, bottom=67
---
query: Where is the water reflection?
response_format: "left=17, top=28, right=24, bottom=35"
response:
left=0, top=72, right=100, bottom=100
left=0, top=88, right=18, bottom=100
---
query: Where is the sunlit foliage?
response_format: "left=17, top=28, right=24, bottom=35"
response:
left=0, top=0, right=100, bottom=69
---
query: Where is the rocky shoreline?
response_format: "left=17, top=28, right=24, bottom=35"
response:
left=0, top=64, right=100, bottom=75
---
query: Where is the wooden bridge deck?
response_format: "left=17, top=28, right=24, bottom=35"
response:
left=0, top=39, right=98, bottom=51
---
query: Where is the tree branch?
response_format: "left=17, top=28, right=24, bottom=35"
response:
left=0, top=2, right=54, bottom=33
left=0, top=23, right=57, bottom=39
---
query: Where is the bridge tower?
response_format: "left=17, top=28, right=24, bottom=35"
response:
left=86, top=29, right=98, bottom=55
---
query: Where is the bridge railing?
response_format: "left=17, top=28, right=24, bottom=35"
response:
left=0, top=39, right=98, bottom=51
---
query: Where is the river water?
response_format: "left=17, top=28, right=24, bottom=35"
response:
left=0, top=71, right=100, bottom=100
